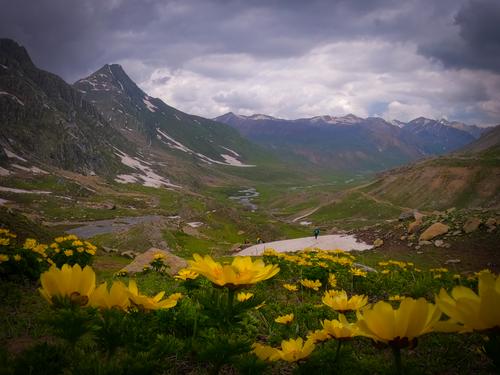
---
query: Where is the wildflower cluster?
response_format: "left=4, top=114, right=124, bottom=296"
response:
left=1, top=230, right=97, bottom=280
left=48, top=235, right=96, bottom=267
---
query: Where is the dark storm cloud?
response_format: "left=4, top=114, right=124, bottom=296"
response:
left=0, top=0, right=499, bottom=124
left=0, top=0, right=464, bottom=81
left=419, top=0, right=500, bottom=73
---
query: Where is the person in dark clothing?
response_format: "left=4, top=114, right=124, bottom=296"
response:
left=313, top=228, right=320, bottom=240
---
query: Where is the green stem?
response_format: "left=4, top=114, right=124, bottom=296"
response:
left=334, top=340, right=342, bottom=363
left=227, top=288, right=235, bottom=323
left=392, top=346, right=403, bottom=375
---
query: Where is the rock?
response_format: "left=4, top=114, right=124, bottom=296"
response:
left=102, top=246, right=119, bottom=253
left=446, top=207, right=456, bottom=214
left=419, top=223, right=449, bottom=241
left=400, top=235, right=407, bottom=241
left=407, top=243, right=413, bottom=247
left=445, top=259, right=461, bottom=264
left=399, top=211, right=415, bottom=221
left=418, top=240, right=432, bottom=246
left=373, top=238, right=384, bottom=248
left=407, top=220, right=422, bottom=234
left=120, top=247, right=187, bottom=275
left=485, top=217, right=497, bottom=230
left=121, top=250, right=136, bottom=259
left=408, top=234, right=416, bottom=241
left=451, top=230, right=462, bottom=236
left=434, top=239, right=444, bottom=247
left=463, top=217, right=482, bottom=233
left=416, top=250, right=424, bottom=254
left=415, top=246, right=421, bottom=250
left=414, top=212, right=425, bottom=221
left=237, top=230, right=245, bottom=235
left=352, top=262, right=378, bottom=273
left=443, top=243, right=451, bottom=248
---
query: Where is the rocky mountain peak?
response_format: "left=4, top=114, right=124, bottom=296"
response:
left=0, top=38, right=35, bottom=69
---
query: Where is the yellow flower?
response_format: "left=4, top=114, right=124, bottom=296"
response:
left=23, top=238, right=37, bottom=249
left=77, top=247, right=85, bottom=253
left=0, top=238, right=10, bottom=246
left=0, top=254, right=9, bottom=263
left=322, top=290, right=368, bottom=312
left=153, top=253, right=165, bottom=260
left=174, top=268, right=199, bottom=280
left=72, top=240, right=84, bottom=247
left=64, top=249, right=73, bottom=257
left=321, top=314, right=359, bottom=340
left=252, top=338, right=315, bottom=362
left=389, top=295, right=403, bottom=301
left=54, top=237, right=64, bottom=243
left=283, top=283, right=298, bottom=292
left=328, top=273, right=337, bottom=288
left=356, top=298, right=441, bottom=347
left=307, top=329, right=331, bottom=343
left=275, top=313, right=294, bottom=324
left=350, top=267, right=367, bottom=277
left=89, top=281, right=130, bottom=310
left=13, top=254, right=21, bottom=261
left=86, top=248, right=96, bottom=255
left=300, top=279, right=322, bottom=291
left=127, top=280, right=180, bottom=310
left=187, top=254, right=279, bottom=288
left=435, top=272, right=500, bottom=332
left=39, top=264, right=96, bottom=306
left=237, top=292, right=254, bottom=302
left=381, top=269, right=390, bottom=275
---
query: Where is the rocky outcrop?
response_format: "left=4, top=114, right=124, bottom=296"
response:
left=463, top=217, right=482, bottom=233
left=419, top=222, right=449, bottom=241
left=120, top=247, right=187, bottom=275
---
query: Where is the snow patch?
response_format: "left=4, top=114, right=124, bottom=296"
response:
left=113, top=148, right=179, bottom=188
left=220, top=146, right=240, bottom=157
left=115, top=174, right=139, bottom=184
left=21, top=165, right=48, bottom=174
left=220, top=154, right=255, bottom=167
left=0, top=167, right=10, bottom=176
left=187, top=222, right=203, bottom=228
left=143, top=97, right=157, bottom=112
left=0, top=91, right=24, bottom=106
left=0, top=64, right=8, bottom=69
left=0, top=186, right=51, bottom=194
left=4, top=148, right=27, bottom=162
left=0, top=198, right=9, bottom=205
left=299, top=221, right=312, bottom=226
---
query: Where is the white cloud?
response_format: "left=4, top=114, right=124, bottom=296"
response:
left=136, top=40, right=499, bottom=124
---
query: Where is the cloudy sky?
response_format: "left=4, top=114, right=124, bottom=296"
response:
left=1, top=0, right=499, bottom=125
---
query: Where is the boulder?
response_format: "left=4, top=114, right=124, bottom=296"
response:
left=399, top=211, right=415, bottom=221
left=407, top=220, right=422, bottom=234
left=120, top=247, right=187, bottom=276
left=373, top=238, right=384, bottom=248
left=418, top=240, right=432, bottom=246
left=434, top=239, right=444, bottom=247
left=463, top=217, right=482, bottom=234
left=485, top=217, right=497, bottom=230
left=419, top=223, right=449, bottom=241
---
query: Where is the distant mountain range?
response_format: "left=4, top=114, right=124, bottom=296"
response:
left=215, top=113, right=484, bottom=171
left=215, top=112, right=488, bottom=173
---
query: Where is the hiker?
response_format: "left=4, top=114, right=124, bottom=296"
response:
left=313, top=228, right=320, bottom=240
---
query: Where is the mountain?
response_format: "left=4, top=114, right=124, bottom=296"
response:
left=73, top=65, right=259, bottom=169
left=0, top=38, right=300, bottom=190
left=0, top=39, right=132, bottom=176
left=399, top=117, right=479, bottom=155
left=215, top=112, right=483, bottom=173
left=363, top=125, right=500, bottom=210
